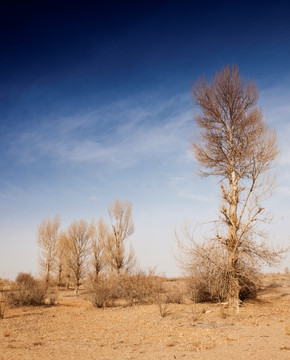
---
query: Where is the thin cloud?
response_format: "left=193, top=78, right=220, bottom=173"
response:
left=178, top=190, right=212, bottom=203
left=6, top=93, right=193, bottom=170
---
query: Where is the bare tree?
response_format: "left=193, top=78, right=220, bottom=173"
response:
left=180, top=65, right=281, bottom=312
left=65, top=219, right=91, bottom=294
left=37, top=215, right=60, bottom=285
left=89, top=218, right=106, bottom=281
left=104, top=200, right=136, bottom=274
left=54, top=230, right=68, bottom=288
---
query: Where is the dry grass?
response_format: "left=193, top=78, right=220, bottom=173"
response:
left=0, top=273, right=289, bottom=359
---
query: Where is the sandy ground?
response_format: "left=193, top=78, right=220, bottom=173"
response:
left=1, top=275, right=290, bottom=360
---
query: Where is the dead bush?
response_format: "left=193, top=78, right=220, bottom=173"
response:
left=88, top=278, right=112, bottom=308
left=187, top=261, right=260, bottom=303
left=88, top=269, right=162, bottom=308
left=116, top=271, right=161, bottom=305
left=156, top=292, right=170, bottom=317
left=238, top=272, right=261, bottom=301
left=0, top=295, right=7, bottom=319
left=45, top=287, right=58, bottom=305
left=187, top=269, right=228, bottom=303
left=163, top=285, right=184, bottom=304
left=8, top=273, right=48, bottom=307
left=0, top=278, right=9, bottom=319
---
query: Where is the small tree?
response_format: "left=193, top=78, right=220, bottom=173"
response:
left=65, top=219, right=91, bottom=294
left=89, top=218, right=106, bottom=281
left=37, top=215, right=60, bottom=285
left=104, top=200, right=136, bottom=274
left=179, top=65, right=281, bottom=312
left=55, top=231, right=68, bottom=288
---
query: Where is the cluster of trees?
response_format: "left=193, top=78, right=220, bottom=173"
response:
left=37, top=200, right=135, bottom=294
left=36, top=65, right=283, bottom=313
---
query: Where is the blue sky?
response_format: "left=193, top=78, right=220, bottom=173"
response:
left=0, top=0, right=289, bottom=279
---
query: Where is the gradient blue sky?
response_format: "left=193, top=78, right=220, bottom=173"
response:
left=0, top=0, right=289, bottom=279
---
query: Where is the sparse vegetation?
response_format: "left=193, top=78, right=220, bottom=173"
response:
left=7, top=273, right=48, bottom=307
left=1, top=67, right=286, bottom=360
left=181, top=240, right=261, bottom=303
left=156, top=293, right=170, bottom=317
left=0, top=272, right=289, bottom=359
left=88, top=276, right=112, bottom=308
left=88, top=269, right=164, bottom=308
left=0, top=278, right=9, bottom=319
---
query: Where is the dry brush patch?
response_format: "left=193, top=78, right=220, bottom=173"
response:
left=0, top=274, right=289, bottom=360
left=0, top=278, right=10, bottom=319
left=6, top=273, right=58, bottom=308
left=87, top=271, right=166, bottom=308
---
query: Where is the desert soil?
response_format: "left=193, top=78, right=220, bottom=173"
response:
left=1, top=274, right=290, bottom=360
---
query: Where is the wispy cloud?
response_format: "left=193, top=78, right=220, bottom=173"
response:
left=178, top=190, right=212, bottom=202
left=6, top=93, right=193, bottom=169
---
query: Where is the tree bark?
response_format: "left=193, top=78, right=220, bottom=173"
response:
left=228, top=170, right=240, bottom=313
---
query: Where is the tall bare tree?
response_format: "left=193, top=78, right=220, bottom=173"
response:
left=89, top=218, right=106, bottom=281
left=37, top=215, right=60, bottom=285
left=181, top=65, right=280, bottom=312
left=105, top=200, right=136, bottom=274
left=65, top=219, right=91, bottom=294
left=54, top=230, right=68, bottom=288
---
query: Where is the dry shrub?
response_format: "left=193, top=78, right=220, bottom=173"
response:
left=238, top=271, right=261, bottom=301
left=163, top=285, right=184, bottom=304
left=187, top=260, right=228, bottom=303
left=0, top=291, right=9, bottom=319
left=0, top=278, right=10, bottom=319
left=116, top=270, right=162, bottom=305
left=88, top=278, right=112, bottom=308
left=156, top=293, right=170, bottom=317
left=8, top=273, right=48, bottom=307
left=180, top=239, right=261, bottom=303
left=45, top=287, right=58, bottom=305
left=187, top=260, right=260, bottom=303
left=89, top=269, right=162, bottom=308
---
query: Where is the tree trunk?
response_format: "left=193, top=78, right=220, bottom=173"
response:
left=228, top=252, right=240, bottom=313
left=45, top=263, right=50, bottom=288
left=58, top=265, right=63, bottom=289
left=75, top=273, right=80, bottom=295
left=227, top=171, right=240, bottom=313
